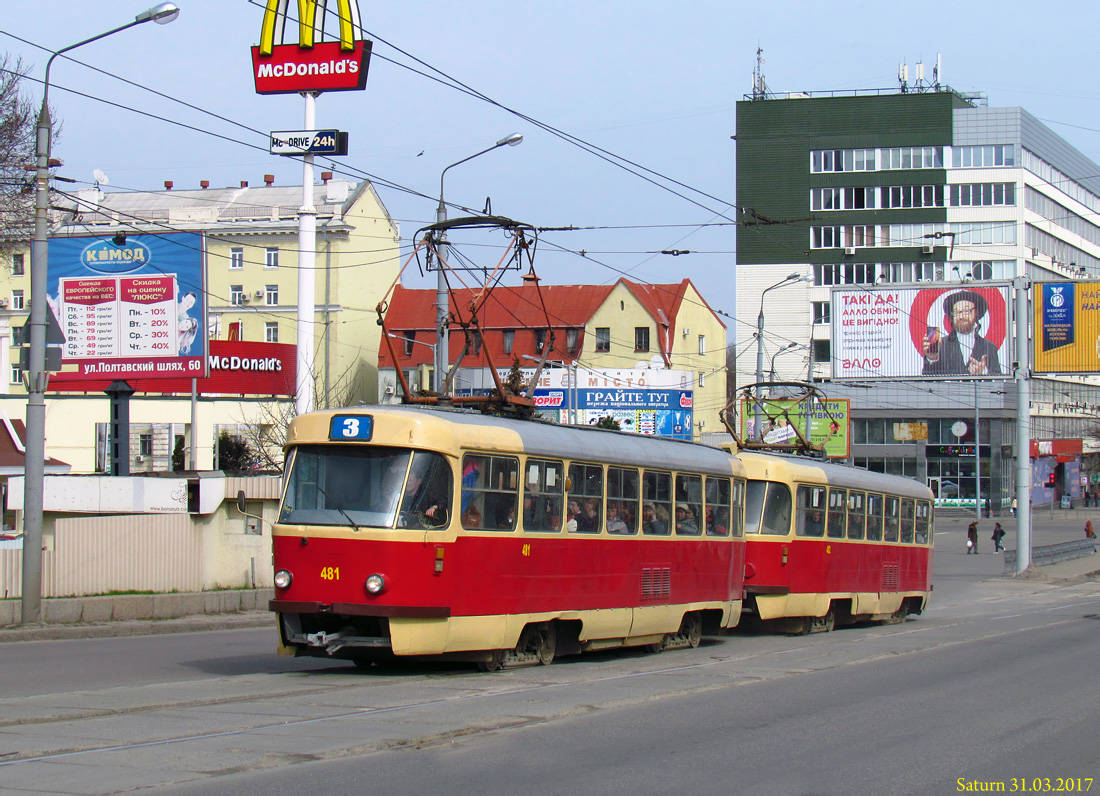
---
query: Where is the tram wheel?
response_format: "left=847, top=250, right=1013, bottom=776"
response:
left=535, top=624, right=557, bottom=666
left=682, top=613, right=702, bottom=648
left=477, top=650, right=506, bottom=672
left=645, top=639, right=667, bottom=654
left=885, top=604, right=909, bottom=625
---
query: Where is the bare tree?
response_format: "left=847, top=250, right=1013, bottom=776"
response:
left=0, top=55, right=37, bottom=246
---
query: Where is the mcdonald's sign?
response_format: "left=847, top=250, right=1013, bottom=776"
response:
left=251, top=0, right=371, bottom=95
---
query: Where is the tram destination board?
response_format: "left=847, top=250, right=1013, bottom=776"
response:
left=330, top=414, right=373, bottom=441
left=270, top=130, right=349, bottom=156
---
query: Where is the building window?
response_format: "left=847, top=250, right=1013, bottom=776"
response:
left=634, top=327, right=650, bottom=352
left=882, top=146, right=943, bottom=170
left=697, top=335, right=706, bottom=356
left=264, top=247, right=279, bottom=269
left=403, top=331, right=416, bottom=356
left=881, top=185, right=946, bottom=209
left=229, top=248, right=244, bottom=270
left=810, top=148, right=876, bottom=173
left=950, top=183, right=1015, bottom=207
left=230, top=285, right=243, bottom=306
left=10, top=364, right=21, bottom=385
left=11, top=290, right=23, bottom=310
left=951, top=144, right=1014, bottom=168
left=534, top=329, right=547, bottom=353
left=265, top=322, right=278, bottom=343
left=139, top=434, right=153, bottom=456
left=11, top=253, right=24, bottom=276
left=566, top=328, right=579, bottom=353
left=502, top=330, right=514, bottom=354
left=812, top=302, right=831, bottom=325
left=595, top=327, right=610, bottom=352
left=265, top=284, right=278, bottom=305
left=699, top=371, right=706, bottom=387
left=811, top=339, right=831, bottom=365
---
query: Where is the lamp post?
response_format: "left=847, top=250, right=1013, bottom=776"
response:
left=387, top=332, right=435, bottom=394
left=769, top=342, right=800, bottom=384
left=754, top=272, right=811, bottom=440
left=22, top=3, right=180, bottom=626
left=434, top=133, right=523, bottom=394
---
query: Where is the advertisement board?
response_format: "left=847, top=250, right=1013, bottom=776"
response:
left=831, top=284, right=1011, bottom=380
left=47, top=233, right=206, bottom=381
left=252, top=0, right=370, bottom=95
left=1032, top=282, right=1100, bottom=373
left=47, top=341, right=296, bottom=396
left=740, top=398, right=850, bottom=458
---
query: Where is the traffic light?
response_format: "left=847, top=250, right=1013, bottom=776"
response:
left=1048, top=472, right=1056, bottom=487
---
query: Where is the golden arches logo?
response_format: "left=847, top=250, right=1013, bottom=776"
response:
left=259, top=0, right=359, bottom=55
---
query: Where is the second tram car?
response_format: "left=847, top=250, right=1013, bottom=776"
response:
left=737, top=451, right=934, bottom=633
left=270, top=405, right=748, bottom=668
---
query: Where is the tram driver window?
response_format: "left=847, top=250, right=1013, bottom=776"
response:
left=796, top=485, right=826, bottom=537
left=567, top=463, right=603, bottom=533
left=396, top=451, right=453, bottom=530
left=523, top=459, right=564, bottom=533
left=746, top=481, right=793, bottom=535
left=461, top=454, right=519, bottom=531
left=642, top=471, right=672, bottom=535
left=675, top=474, right=702, bottom=535
left=884, top=496, right=900, bottom=542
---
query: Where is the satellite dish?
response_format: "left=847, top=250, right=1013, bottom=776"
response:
left=93, top=169, right=109, bottom=186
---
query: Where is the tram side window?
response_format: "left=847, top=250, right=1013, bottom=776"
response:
left=705, top=477, right=731, bottom=536
left=866, top=493, right=884, bottom=541
left=461, top=454, right=519, bottom=531
left=642, top=471, right=673, bottom=535
left=729, top=479, right=746, bottom=537
left=827, top=488, right=847, bottom=538
left=796, top=485, right=826, bottom=537
left=523, top=458, right=564, bottom=533
left=884, top=496, right=900, bottom=542
left=754, top=481, right=793, bottom=535
left=915, top=500, right=931, bottom=544
left=567, top=463, right=603, bottom=533
left=607, top=467, right=640, bottom=534
left=900, top=498, right=915, bottom=543
left=396, top=451, right=454, bottom=530
left=675, top=474, right=702, bottom=535
left=847, top=491, right=866, bottom=540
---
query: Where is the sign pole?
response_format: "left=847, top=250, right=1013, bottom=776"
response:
left=295, top=91, right=318, bottom=416
left=1014, top=276, right=1031, bottom=574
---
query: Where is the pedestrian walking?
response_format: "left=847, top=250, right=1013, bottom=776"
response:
left=1011, top=497, right=1017, bottom=517
left=967, top=520, right=979, bottom=554
left=1086, top=520, right=1096, bottom=540
left=991, top=522, right=1005, bottom=553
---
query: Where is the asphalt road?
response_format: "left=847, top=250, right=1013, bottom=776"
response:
left=0, top=519, right=1096, bottom=795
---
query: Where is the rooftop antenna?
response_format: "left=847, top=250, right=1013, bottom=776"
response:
left=753, top=45, right=769, bottom=100
left=898, top=62, right=909, bottom=93
left=933, top=53, right=942, bottom=89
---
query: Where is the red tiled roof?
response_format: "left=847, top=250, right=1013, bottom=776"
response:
left=0, top=417, right=70, bottom=471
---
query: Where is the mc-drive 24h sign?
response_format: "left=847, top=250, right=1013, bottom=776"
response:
left=252, top=0, right=371, bottom=95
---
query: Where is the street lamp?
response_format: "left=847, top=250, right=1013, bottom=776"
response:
left=769, top=342, right=800, bottom=383
left=754, top=272, right=812, bottom=439
left=433, top=133, right=523, bottom=394
left=23, top=3, right=180, bottom=626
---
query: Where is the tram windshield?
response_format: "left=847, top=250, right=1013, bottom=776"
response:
left=279, top=445, right=453, bottom=530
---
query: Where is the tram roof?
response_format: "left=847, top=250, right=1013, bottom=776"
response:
left=738, top=451, right=933, bottom=499
left=297, top=405, right=743, bottom=476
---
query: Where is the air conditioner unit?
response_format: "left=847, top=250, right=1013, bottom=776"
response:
left=135, top=455, right=144, bottom=463
left=254, top=289, right=265, bottom=299
left=0, top=298, right=8, bottom=308
left=922, top=244, right=934, bottom=254
left=843, top=247, right=856, bottom=255
left=240, top=294, right=251, bottom=303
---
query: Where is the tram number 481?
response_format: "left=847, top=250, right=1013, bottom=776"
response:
left=521, top=544, right=531, bottom=557
left=320, top=566, right=340, bottom=581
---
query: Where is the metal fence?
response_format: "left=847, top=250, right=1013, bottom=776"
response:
left=1004, top=538, right=1098, bottom=573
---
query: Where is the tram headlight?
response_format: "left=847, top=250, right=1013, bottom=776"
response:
left=365, top=573, right=386, bottom=595
left=274, top=569, right=293, bottom=589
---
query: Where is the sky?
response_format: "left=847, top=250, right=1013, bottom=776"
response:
left=3, top=0, right=1100, bottom=350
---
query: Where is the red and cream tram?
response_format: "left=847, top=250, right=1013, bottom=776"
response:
left=737, top=451, right=934, bottom=633
left=270, top=405, right=748, bottom=668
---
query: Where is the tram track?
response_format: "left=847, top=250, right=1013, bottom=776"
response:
left=3, top=594, right=1098, bottom=773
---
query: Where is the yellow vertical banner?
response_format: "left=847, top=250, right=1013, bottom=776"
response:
left=1033, top=282, right=1100, bottom=373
